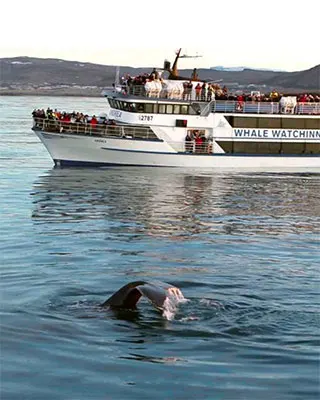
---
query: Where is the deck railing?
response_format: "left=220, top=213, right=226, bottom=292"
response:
left=213, top=101, right=279, bottom=114
left=212, top=101, right=320, bottom=115
left=32, top=118, right=160, bottom=141
left=296, top=103, right=320, bottom=115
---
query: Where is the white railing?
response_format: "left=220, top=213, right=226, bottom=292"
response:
left=297, top=103, right=320, bottom=115
left=32, top=118, right=159, bottom=141
left=213, top=101, right=279, bottom=114
left=213, top=101, right=320, bottom=115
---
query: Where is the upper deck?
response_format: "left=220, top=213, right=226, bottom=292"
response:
left=106, top=85, right=320, bottom=116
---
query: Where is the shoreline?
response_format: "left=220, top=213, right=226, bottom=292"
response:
left=2, top=89, right=320, bottom=98
left=0, top=89, right=104, bottom=97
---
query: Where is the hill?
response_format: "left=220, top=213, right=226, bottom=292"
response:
left=0, top=56, right=319, bottom=96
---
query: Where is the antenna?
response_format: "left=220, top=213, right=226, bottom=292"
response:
left=179, top=52, right=203, bottom=59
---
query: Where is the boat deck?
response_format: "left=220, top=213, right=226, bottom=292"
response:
left=106, top=90, right=320, bottom=116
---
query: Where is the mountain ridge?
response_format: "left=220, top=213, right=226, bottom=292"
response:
left=0, top=56, right=319, bottom=96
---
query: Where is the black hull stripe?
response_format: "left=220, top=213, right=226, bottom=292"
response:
left=101, top=147, right=319, bottom=157
left=54, top=160, right=172, bottom=168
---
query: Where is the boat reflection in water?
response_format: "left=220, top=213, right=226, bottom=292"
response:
left=31, top=167, right=319, bottom=239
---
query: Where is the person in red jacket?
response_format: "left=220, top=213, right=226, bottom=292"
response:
left=90, top=115, right=98, bottom=125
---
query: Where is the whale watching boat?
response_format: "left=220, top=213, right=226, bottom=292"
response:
left=32, top=49, right=320, bottom=169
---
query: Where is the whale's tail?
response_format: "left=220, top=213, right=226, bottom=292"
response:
left=101, top=280, right=184, bottom=311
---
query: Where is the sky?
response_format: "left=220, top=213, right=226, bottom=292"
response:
left=1, top=0, right=319, bottom=72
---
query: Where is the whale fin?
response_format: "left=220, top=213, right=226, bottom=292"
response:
left=101, top=280, right=183, bottom=310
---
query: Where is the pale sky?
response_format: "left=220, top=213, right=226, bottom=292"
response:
left=1, top=0, right=319, bottom=72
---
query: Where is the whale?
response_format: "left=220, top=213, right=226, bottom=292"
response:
left=101, top=280, right=184, bottom=311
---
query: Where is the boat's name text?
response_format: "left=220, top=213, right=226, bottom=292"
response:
left=110, top=110, right=122, bottom=118
left=234, top=129, right=320, bottom=139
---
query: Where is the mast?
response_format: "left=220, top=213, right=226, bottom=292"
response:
left=168, top=48, right=203, bottom=80
left=170, top=48, right=182, bottom=78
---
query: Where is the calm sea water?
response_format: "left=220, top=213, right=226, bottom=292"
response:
left=0, top=96, right=319, bottom=400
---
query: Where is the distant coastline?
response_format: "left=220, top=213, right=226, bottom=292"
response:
left=1, top=88, right=319, bottom=98
left=0, top=89, right=103, bottom=97
left=1, top=57, right=319, bottom=96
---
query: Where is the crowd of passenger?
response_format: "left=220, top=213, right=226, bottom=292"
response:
left=185, top=130, right=213, bottom=154
left=119, top=72, right=320, bottom=103
left=32, top=108, right=116, bottom=127
left=214, top=90, right=320, bottom=103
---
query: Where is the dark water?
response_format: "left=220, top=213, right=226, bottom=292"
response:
left=1, top=96, right=319, bottom=399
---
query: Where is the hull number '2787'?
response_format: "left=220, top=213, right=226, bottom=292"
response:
left=139, top=115, right=153, bottom=121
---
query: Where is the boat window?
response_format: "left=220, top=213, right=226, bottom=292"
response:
left=228, top=116, right=320, bottom=129
left=144, top=103, right=153, bottom=113
left=282, top=118, right=305, bottom=129
left=129, top=103, right=137, bottom=112
left=153, top=104, right=158, bottom=113
left=305, top=119, right=320, bottom=129
left=233, top=117, right=258, bottom=128
left=305, top=143, right=320, bottom=154
left=258, top=118, right=282, bottom=128
left=166, top=104, right=173, bottom=114
left=158, top=104, right=166, bottom=114
left=173, top=105, right=180, bottom=114
left=137, top=103, right=145, bottom=113
left=232, top=141, right=264, bottom=154
left=254, top=142, right=282, bottom=154
left=175, top=119, right=187, bottom=127
left=281, top=142, right=305, bottom=154
left=181, top=105, right=189, bottom=115
left=123, top=102, right=130, bottom=111
left=216, top=141, right=317, bottom=155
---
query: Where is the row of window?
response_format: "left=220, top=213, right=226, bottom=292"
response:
left=225, top=116, right=320, bottom=129
left=217, top=141, right=320, bottom=155
left=108, top=99, right=201, bottom=115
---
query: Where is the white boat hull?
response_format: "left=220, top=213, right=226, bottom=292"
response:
left=35, top=130, right=320, bottom=170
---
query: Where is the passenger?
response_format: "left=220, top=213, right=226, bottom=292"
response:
left=185, top=131, right=194, bottom=153
left=187, top=81, right=193, bottom=100
left=90, top=115, right=98, bottom=125
left=236, top=94, right=244, bottom=111
left=201, top=83, right=207, bottom=101
left=206, top=134, right=213, bottom=153
left=194, top=131, right=204, bottom=153
left=207, top=85, right=215, bottom=101
left=183, top=82, right=189, bottom=100
left=195, top=83, right=201, bottom=101
left=270, top=89, right=279, bottom=101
